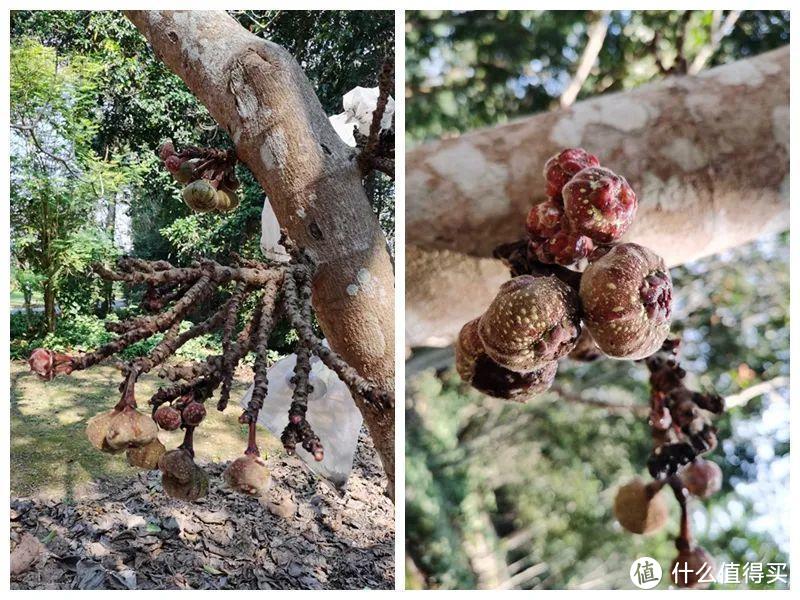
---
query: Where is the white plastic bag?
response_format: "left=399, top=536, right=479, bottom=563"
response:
left=240, top=349, right=362, bottom=491
left=342, top=86, right=395, bottom=134
left=328, top=86, right=395, bottom=148
left=328, top=112, right=357, bottom=147
left=259, top=197, right=290, bottom=262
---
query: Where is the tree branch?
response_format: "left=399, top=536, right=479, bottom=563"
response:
left=559, top=11, right=609, bottom=108
left=688, top=10, right=742, bottom=75
left=125, top=10, right=395, bottom=492
left=406, top=47, right=788, bottom=347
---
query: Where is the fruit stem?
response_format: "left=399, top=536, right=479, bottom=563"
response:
left=179, top=425, right=195, bottom=458
left=668, top=475, right=693, bottom=550
left=644, top=478, right=666, bottom=499
left=244, top=421, right=260, bottom=457
left=114, top=366, right=140, bottom=411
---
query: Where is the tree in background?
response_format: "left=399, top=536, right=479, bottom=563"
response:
left=10, top=38, right=140, bottom=331
left=406, top=10, right=789, bottom=142
left=405, top=10, right=789, bottom=589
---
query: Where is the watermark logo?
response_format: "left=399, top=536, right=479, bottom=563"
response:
left=630, top=556, right=662, bottom=589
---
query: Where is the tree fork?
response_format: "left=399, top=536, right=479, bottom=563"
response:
left=125, top=11, right=396, bottom=495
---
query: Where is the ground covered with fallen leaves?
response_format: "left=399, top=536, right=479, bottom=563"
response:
left=10, top=431, right=394, bottom=590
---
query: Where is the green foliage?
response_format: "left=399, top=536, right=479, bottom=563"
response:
left=11, top=311, right=110, bottom=359
left=11, top=10, right=395, bottom=266
left=10, top=35, right=141, bottom=334
left=406, top=10, right=789, bottom=143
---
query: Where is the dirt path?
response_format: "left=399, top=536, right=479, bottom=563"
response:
left=10, top=431, right=394, bottom=590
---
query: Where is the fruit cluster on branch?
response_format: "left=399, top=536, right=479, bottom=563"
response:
left=28, top=143, right=393, bottom=503
left=457, top=148, right=672, bottom=400
left=159, top=142, right=241, bottom=213
left=613, top=340, right=724, bottom=588
left=456, top=148, right=726, bottom=588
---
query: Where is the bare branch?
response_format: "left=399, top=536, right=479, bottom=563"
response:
left=688, top=10, right=742, bottom=75
left=560, top=11, right=609, bottom=108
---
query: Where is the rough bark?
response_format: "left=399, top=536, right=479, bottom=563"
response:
left=407, top=46, right=789, bottom=347
left=125, top=11, right=395, bottom=494
left=43, top=285, right=56, bottom=333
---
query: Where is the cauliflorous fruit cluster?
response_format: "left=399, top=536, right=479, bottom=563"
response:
left=456, top=275, right=580, bottom=402
left=26, top=124, right=394, bottom=506
left=458, top=148, right=672, bottom=399
left=458, top=148, right=726, bottom=587
left=159, top=141, right=240, bottom=213
left=527, top=148, right=637, bottom=267
left=610, top=341, right=724, bottom=588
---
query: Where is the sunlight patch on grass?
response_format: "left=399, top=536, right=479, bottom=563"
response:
left=10, top=360, right=283, bottom=499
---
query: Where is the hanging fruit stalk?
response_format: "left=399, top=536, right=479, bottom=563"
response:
left=27, top=142, right=392, bottom=503
left=457, top=148, right=726, bottom=585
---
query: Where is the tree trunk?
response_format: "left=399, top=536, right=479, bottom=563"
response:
left=125, top=11, right=395, bottom=495
left=101, top=194, right=117, bottom=317
left=406, top=46, right=789, bottom=347
left=22, top=287, right=32, bottom=318
left=43, top=284, right=56, bottom=333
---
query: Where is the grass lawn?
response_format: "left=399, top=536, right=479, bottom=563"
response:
left=10, top=360, right=283, bottom=500
left=10, top=290, right=42, bottom=309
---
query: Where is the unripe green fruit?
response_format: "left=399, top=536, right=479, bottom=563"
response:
left=613, top=478, right=668, bottom=535
left=173, top=158, right=200, bottom=184
left=182, top=179, right=217, bottom=212
left=215, top=187, right=240, bottom=212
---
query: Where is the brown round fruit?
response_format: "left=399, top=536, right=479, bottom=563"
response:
left=612, top=478, right=668, bottom=535
left=87, top=407, right=158, bottom=454
left=671, top=545, right=715, bottom=589
left=681, top=459, right=722, bottom=499
left=104, top=406, right=159, bottom=451
left=580, top=243, right=672, bottom=359
left=154, top=405, right=182, bottom=431
left=223, top=454, right=272, bottom=496
left=182, top=401, right=206, bottom=427
left=471, top=355, right=558, bottom=402
left=478, top=275, right=581, bottom=372
left=455, top=318, right=485, bottom=382
left=126, top=438, right=167, bottom=470
left=158, top=448, right=196, bottom=484
left=162, top=465, right=209, bottom=502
